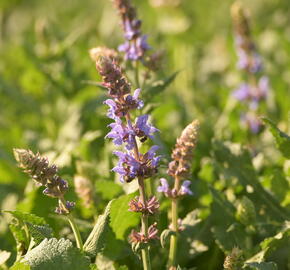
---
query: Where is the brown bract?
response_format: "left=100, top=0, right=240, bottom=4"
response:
left=167, top=120, right=200, bottom=179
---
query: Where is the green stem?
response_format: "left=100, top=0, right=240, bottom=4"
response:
left=168, top=199, right=178, bottom=267
left=59, top=197, right=83, bottom=250
left=125, top=105, right=152, bottom=270
left=67, top=214, right=84, bottom=250
left=138, top=177, right=152, bottom=270
left=134, top=60, right=140, bottom=88
left=168, top=176, right=181, bottom=268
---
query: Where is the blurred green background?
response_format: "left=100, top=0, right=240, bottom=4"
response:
left=0, top=0, right=290, bottom=269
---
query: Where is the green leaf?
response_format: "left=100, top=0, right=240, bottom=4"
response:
left=262, top=118, right=290, bottom=158
left=6, top=211, right=53, bottom=252
left=144, top=71, right=179, bottom=99
left=109, top=193, right=140, bottom=240
left=210, top=187, right=247, bottom=252
left=26, top=223, right=53, bottom=244
left=84, top=200, right=113, bottom=257
left=4, top=211, right=46, bottom=226
left=95, top=181, right=123, bottom=200
left=9, top=261, right=30, bottom=270
left=245, top=262, right=278, bottom=270
left=23, top=238, right=90, bottom=270
left=212, top=141, right=290, bottom=221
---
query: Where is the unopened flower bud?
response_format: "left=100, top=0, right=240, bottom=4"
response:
left=74, top=175, right=93, bottom=208
left=168, top=120, right=200, bottom=179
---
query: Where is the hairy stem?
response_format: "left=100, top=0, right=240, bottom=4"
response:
left=138, top=177, right=152, bottom=270
left=168, top=176, right=181, bottom=268
left=134, top=60, right=140, bottom=88
left=125, top=113, right=151, bottom=270
left=59, top=198, right=83, bottom=250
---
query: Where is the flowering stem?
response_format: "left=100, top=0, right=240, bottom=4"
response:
left=125, top=114, right=152, bottom=270
left=60, top=198, right=83, bottom=250
left=168, top=176, right=181, bottom=268
left=138, top=177, right=152, bottom=270
left=67, top=214, right=83, bottom=250
left=134, top=60, right=140, bottom=88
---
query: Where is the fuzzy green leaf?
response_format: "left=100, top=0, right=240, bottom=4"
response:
left=212, top=141, right=290, bottom=221
left=262, top=118, right=290, bottom=158
left=95, top=181, right=123, bottom=200
left=23, top=238, right=90, bottom=270
left=26, top=223, right=53, bottom=244
left=4, top=211, right=46, bottom=225
left=109, top=193, right=139, bottom=240
left=245, top=262, right=278, bottom=270
left=84, top=200, right=113, bottom=257
left=210, top=187, right=247, bottom=252
left=145, top=71, right=179, bottom=99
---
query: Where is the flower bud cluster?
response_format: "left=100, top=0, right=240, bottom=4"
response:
left=74, top=175, right=94, bottom=208
left=168, top=120, right=199, bottom=179
left=95, top=56, right=160, bottom=183
left=129, top=196, right=159, bottom=215
left=129, top=222, right=159, bottom=244
left=113, top=0, right=150, bottom=60
left=14, top=149, right=74, bottom=214
left=158, top=120, right=199, bottom=199
left=231, top=2, right=269, bottom=133
left=93, top=52, right=160, bottom=246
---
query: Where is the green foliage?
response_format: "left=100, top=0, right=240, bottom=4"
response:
left=262, top=118, right=290, bottom=159
left=245, top=262, right=278, bottom=270
left=84, top=200, right=113, bottom=257
left=1, top=0, right=290, bottom=269
left=109, top=193, right=140, bottom=240
left=22, top=238, right=90, bottom=270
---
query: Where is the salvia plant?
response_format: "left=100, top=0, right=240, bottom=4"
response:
left=0, top=0, right=289, bottom=270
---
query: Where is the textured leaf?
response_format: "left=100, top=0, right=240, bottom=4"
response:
left=245, top=262, right=278, bottom=270
left=95, top=181, right=122, bottom=200
left=26, top=223, right=53, bottom=244
left=110, top=193, right=139, bottom=240
left=212, top=141, right=290, bottom=221
left=84, top=200, right=113, bottom=257
left=4, top=211, right=46, bottom=226
left=210, top=187, right=247, bottom=252
left=23, top=238, right=90, bottom=270
left=144, top=71, right=179, bottom=99
left=262, top=118, right=290, bottom=158
left=6, top=211, right=53, bottom=252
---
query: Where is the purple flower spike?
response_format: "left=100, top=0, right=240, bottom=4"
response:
left=134, top=114, right=158, bottom=141
left=257, top=76, right=269, bottom=100
left=157, top=178, right=170, bottom=193
left=241, top=113, right=262, bottom=134
left=106, top=119, right=135, bottom=150
left=104, top=99, right=121, bottom=120
left=179, top=180, right=193, bottom=196
left=118, top=35, right=150, bottom=61
left=112, top=151, right=139, bottom=183
left=124, top=88, right=144, bottom=110
left=232, top=83, right=250, bottom=101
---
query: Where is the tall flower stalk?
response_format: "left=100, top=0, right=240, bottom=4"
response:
left=231, top=2, right=269, bottom=134
left=13, top=149, right=83, bottom=250
left=158, top=120, right=199, bottom=268
left=113, top=0, right=150, bottom=62
left=93, top=55, right=160, bottom=270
